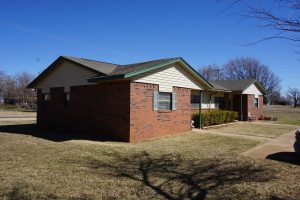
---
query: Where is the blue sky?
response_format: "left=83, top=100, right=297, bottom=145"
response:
left=0, top=0, right=299, bottom=92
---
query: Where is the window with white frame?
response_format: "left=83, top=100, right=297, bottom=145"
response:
left=253, top=98, right=259, bottom=107
left=159, top=92, right=172, bottom=110
left=153, top=91, right=176, bottom=111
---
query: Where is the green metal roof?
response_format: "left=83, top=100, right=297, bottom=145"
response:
left=87, top=57, right=213, bottom=89
left=28, top=56, right=213, bottom=89
left=28, top=56, right=266, bottom=95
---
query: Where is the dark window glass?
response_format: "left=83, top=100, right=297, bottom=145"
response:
left=191, top=95, right=200, bottom=104
left=191, top=94, right=200, bottom=109
left=253, top=98, right=258, bottom=107
left=215, top=97, right=225, bottom=109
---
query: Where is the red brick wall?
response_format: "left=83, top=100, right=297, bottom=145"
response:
left=37, top=81, right=193, bottom=142
left=246, top=95, right=263, bottom=120
left=37, top=81, right=131, bottom=141
left=229, top=94, right=263, bottom=121
left=129, top=82, right=192, bottom=142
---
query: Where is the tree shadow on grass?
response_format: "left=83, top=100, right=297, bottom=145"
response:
left=266, top=152, right=300, bottom=166
left=0, top=184, right=58, bottom=200
left=83, top=151, right=277, bottom=200
left=0, top=123, right=119, bottom=142
left=0, top=183, right=93, bottom=200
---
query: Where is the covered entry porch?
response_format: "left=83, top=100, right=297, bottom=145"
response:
left=190, top=89, right=250, bottom=123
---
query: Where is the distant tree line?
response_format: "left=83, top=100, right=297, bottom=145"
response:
left=0, top=69, right=36, bottom=109
left=199, top=57, right=299, bottom=107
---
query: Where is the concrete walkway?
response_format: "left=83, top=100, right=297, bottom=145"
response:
left=242, top=130, right=295, bottom=158
left=192, top=128, right=270, bottom=142
left=194, top=128, right=299, bottom=165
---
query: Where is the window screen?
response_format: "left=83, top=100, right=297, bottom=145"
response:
left=158, top=92, right=172, bottom=110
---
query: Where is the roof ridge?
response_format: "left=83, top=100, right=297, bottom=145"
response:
left=210, top=78, right=256, bottom=82
left=120, top=57, right=180, bottom=67
left=62, top=56, right=119, bottom=66
left=80, top=58, right=119, bottom=66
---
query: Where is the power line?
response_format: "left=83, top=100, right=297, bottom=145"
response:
left=0, top=19, right=135, bottom=58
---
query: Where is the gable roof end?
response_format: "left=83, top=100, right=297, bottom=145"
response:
left=27, top=56, right=119, bottom=88
left=209, top=79, right=268, bottom=95
left=249, top=80, right=268, bottom=95
left=28, top=56, right=213, bottom=90
left=88, top=57, right=214, bottom=89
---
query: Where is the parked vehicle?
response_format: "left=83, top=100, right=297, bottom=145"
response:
left=294, top=129, right=300, bottom=154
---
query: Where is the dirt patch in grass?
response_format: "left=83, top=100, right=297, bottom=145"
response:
left=0, top=122, right=299, bottom=199
left=207, top=122, right=297, bottom=138
left=263, top=105, right=300, bottom=126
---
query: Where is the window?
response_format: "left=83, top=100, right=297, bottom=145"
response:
left=215, top=97, right=225, bottom=109
left=191, top=94, right=200, bottom=109
left=64, top=93, right=70, bottom=110
left=153, top=91, right=176, bottom=111
left=159, top=92, right=172, bottom=110
left=253, top=98, right=258, bottom=107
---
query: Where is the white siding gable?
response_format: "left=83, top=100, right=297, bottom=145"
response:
left=242, top=83, right=262, bottom=98
left=131, top=63, right=203, bottom=92
left=35, top=61, right=97, bottom=89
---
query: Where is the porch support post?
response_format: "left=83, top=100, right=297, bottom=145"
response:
left=199, top=90, right=202, bottom=129
left=240, top=94, right=243, bottom=121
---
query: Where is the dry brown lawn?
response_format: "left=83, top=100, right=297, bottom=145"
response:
left=263, top=105, right=300, bottom=126
left=0, top=121, right=299, bottom=199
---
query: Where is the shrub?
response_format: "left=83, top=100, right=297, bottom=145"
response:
left=192, top=110, right=238, bottom=128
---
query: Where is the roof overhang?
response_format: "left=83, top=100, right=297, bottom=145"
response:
left=206, top=89, right=232, bottom=93
left=242, top=80, right=268, bottom=96
left=88, top=57, right=213, bottom=89
left=27, top=56, right=104, bottom=88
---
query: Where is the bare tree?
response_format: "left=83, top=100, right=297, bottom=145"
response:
left=199, top=64, right=224, bottom=80
left=223, top=57, right=281, bottom=100
left=287, top=87, right=300, bottom=107
left=14, top=72, right=35, bottom=107
left=269, top=90, right=289, bottom=105
left=227, top=0, right=300, bottom=45
left=0, top=69, right=7, bottom=101
left=2, top=76, right=17, bottom=104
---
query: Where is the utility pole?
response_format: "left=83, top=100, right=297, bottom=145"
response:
left=211, top=68, right=222, bottom=80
